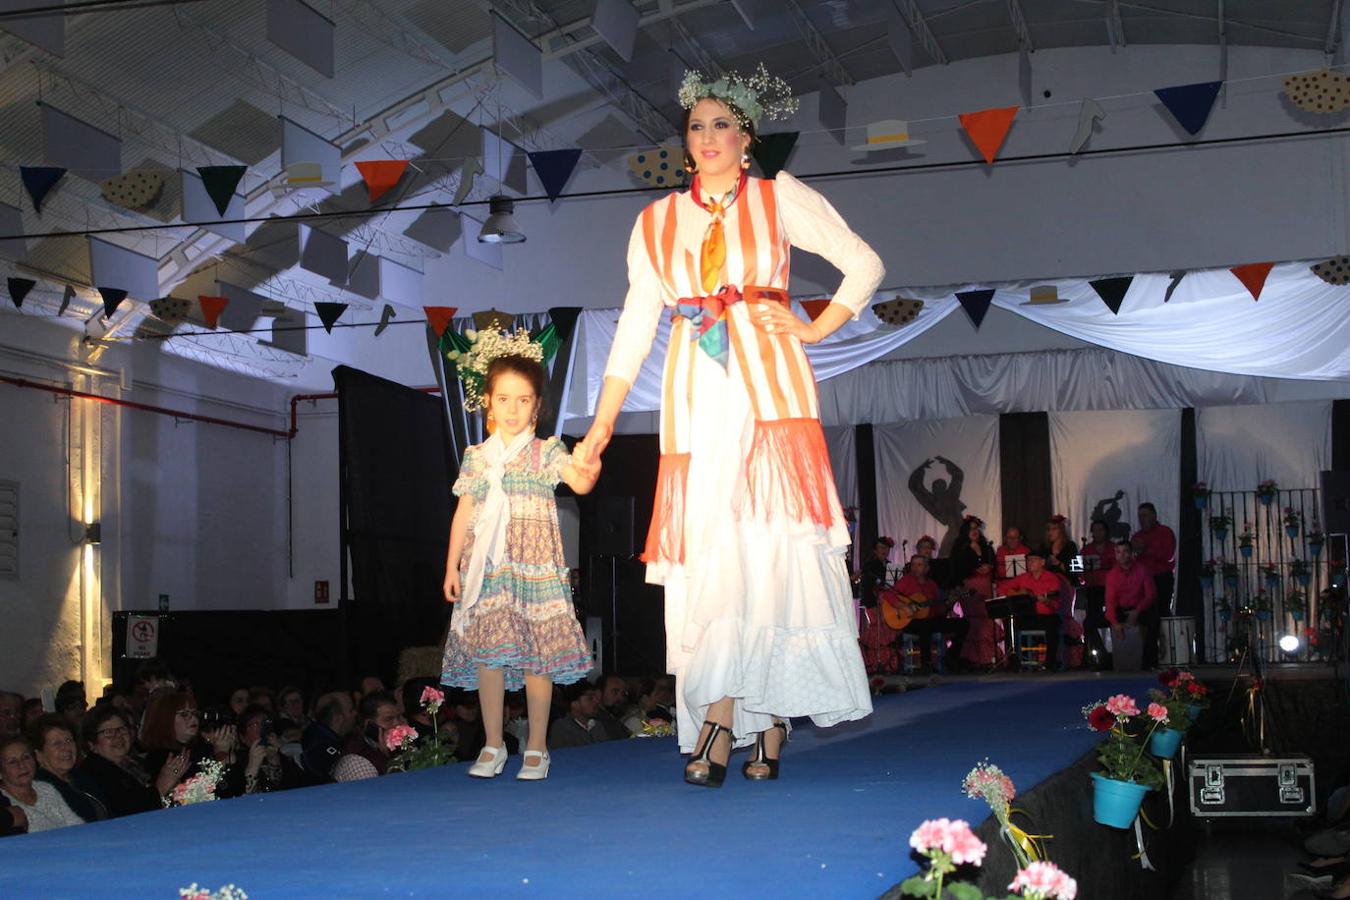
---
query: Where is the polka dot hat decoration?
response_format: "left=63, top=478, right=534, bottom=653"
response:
left=627, top=143, right=687, bottom=188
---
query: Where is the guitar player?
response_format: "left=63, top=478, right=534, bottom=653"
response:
left=1001, top=550, right=1064, bottom=669
left=886, top=555, right=969, bottom=673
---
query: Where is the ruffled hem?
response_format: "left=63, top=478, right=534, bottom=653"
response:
left=442, top=600, right=593, bottom=691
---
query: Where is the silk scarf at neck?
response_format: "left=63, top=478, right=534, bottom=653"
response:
left=454, top=428, right=534, bottom=633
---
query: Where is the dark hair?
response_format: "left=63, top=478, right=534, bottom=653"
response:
left=875, top=536, right=895, bottom=549
left=133, top=658, right=173, bottom=688
left=1114, top=539, right=1134, bottom=550
left=0, top=734, right=31, bottom=760
left=140, top=689, right=196, bottom=751
left=680, top=101, right=758, bottom=174
left=484, top=354, right=547, bottom=406
left=1138, top=502, right=1157, bottom=515
left=27, top=714, right=75, bottom=754
left=565, top=680, right=598, bottom=704
left=55, top=680, right=85, bottom=703
left=1090, top=519, right=1109, bottom=535
left=82, top=706, right=131, bottom=747
left=237, top=704, right=269, bottom=734
left=358, top=690, right=398, bottom=723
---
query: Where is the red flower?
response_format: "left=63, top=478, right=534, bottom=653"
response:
left=1159, top=668, right=1180, bottom=688
left=1088, top=705, right=1115, bottom=732
left=1185, top=681, right=1207, bottom=696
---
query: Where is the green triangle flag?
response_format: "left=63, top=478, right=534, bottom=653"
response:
left=7, top=277, right=35, bottom=309
left=1090, top=276, right=1133, bottom=315
left=98, top=287, right=127, bottom=319
left=196, top=165, right=247, bottom=217
left=532, top=322, right=560, bottom=365
left=314, top=301, right=347, bottom=333
left=752, top=132, right=799, bottom=179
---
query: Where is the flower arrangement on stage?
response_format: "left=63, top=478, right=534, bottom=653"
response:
left=1256, top=479, right=1279, bottom=504
left=386, top=687, right=453, bottom=772
left=1152, top=669, right=1209, bottom=728
left=963, top=761, right=1043, bottom=869
left=179, top=884, right=247, bottom=900
left=164, top=759, right=226, bottom=808
left=1190, top=482, right=1210, bottom=509
left=1008, top=861, right=1078, bottom=900
left=1082, top=695, right=1165, bottom=790
left=633, top=719, right=675, bottom=738
left=902, top=818, right=987, bottom=899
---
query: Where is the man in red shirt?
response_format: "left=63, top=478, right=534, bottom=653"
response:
left=1106, top=540, right=1159, bottom=668
left=1131, top=502, right=1175, bottom=616
left=887, top=555, right=968, bottom=672
left=1002, top=551, right=1063, bottom=669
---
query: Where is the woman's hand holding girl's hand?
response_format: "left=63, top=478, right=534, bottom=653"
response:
left=443, top=568, right=461, bottom=604
left=580, top=422, right=613, bottom=463
left=570, top=440, right=602, bottom=482
left=752, top=302, right=821, bottom=344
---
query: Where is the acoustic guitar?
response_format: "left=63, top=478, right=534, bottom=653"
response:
left=1003, top=585, right=1061, bottom=614
left=879, top=588, right=937, bottom=631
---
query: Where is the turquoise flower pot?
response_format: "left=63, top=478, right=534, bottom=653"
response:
left=1286, top=525, right=1300, bottom=539
left=1259, top=493, right=1274, bottom=506
left=1092, top=772, right=1150, bottom=829
left=1186, top=704, right=1201, bottom=720
left=1297, top=574, right=1311, bottom=587
left=1292, top=611, right=1305, bottom=622
left=1200, top=575, right=1214, bottom=590
left=1310, top=542, right=1324, bottom=558
left=1224, top=576, right=1240, bottom=589
left=1256, top=609, right=1272, bottom=621
left=1194, top=495, right=1208, bottom=510
left=1239, top=545, right=1253, bottom=558
left=1212, top=527, right=1229, bottom=543
left=1218, top=609, right=1232, bottom=624
left=1150, top=728, right=1183, bottom=759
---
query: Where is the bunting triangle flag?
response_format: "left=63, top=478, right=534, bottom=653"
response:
left=20, top=166, right=66, bottom=213
left=355, top=160, right=410, bottom=204
left=315, top=301, right=347, bottom=333
left=374, top=303, right=397, bottom=337
left=198, top=294, right=229, bottom=329
left=58, top=284, right=74, bottom=316
left=423, top=306, right=458, bottom=337
left=149, top=297, right=192, bottom=325
left=472, top=309, right=511, bottom=332
left=1164, top=271, right=1186, bottom=303
left=800, top=299, right=831, bottom=321
left=7, top=277, right=35, bottom=309
left=98, top=287, right=127, bottom=319
left=533, top=322, right=561, bottom=364
left=196, top=166, right=247, bottom=217
left=1230, top=262, right=1274, bottom=300
left=752, top=132, right=799, bottom=179
left=955, top=289, right=995, bottom=329
left=547, top=306, right=582, bottom=343
left=957, top=107, right=1019, bottom=164
left=1090, top=276, right=1133, bottom=315
left=526, top=149, right=582, bottom=202
left=1153, top=81, right=1222, bottom=136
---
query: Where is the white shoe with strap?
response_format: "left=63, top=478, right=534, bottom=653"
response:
left=467, top=745, right=508, bottom=779
left=516, top=749, right=550, bottom=781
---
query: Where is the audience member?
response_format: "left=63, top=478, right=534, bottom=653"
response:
left=276, top=686, right=308, bottom=740
left=1, top=793, right=25, bottom=836
left=247, top=687, right=276, bottom=715
left=0, top=692, right=21, bottom=738
left=622, top=678, right=675, bottom=734
left=236, top=705, right=286, bottom=794
left=77, top=707, right=160, bottom=817
left=29, top=715, right=107, bottom=822
left=140, top=689, right=239, bottom=801
left=343, top=690, right=402, bottom=775
left=1, top=736, right=84, bottom=832
left=21, top=698, right=43, bottom=731
left=549, top=682, right=609, bottom=748
left=54, top=680, right=88, bottom=727
left=300, top=692, right=357, bottom=784
left=227, top=688, right=250, bottom=720
left=594, top=675, right=633, bottom=740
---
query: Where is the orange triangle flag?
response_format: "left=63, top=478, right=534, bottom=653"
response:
left=1231, top=262, right=1274, bottom=300
left=198, top=295, right=229, bottom=329
left=424, top=306, right=458, bottom=337
left=800, top=299, right=831, bottom=321
left=355, top=160, right=410, bottom=204
left=958, top=106, right=1019, bottom=164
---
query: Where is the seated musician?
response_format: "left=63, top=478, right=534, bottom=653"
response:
left=887, top=554, right=969, bottom=672
left=1002, top=550, right=1062, bottom=669
left=995, top=525, right=1030, bottom=592
left=1105, top=539, right=1159, bottom=667
left=858, top=536, right=895, bottom=618
left=1078, top=519, right=1115, bottom=667
left=915, top=534, right=953, bottom=590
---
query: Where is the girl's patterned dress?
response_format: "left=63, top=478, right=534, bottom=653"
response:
left=440, top=436, right=592, bottom=690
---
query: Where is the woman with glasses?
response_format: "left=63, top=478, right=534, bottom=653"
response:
left=0, top=735, right=84, bottom=833
left=139, top=689, right=241, bottom=803
left=29, top=714, right=107, bottom=822
left=76, top=707, right=161, bottom=817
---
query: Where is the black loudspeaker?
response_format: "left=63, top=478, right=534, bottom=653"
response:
left=1321, top=470, right=1350, bottom=534
left=594, top=496, right=635, bottom=556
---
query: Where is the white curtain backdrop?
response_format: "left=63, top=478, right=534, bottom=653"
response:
left=824, top=425, right=857, bottom=513
left=1049, top=409, right=1182, bottom=546
left=1197, top=401, right=1332, bottom=493
left=874, top=416, right=1001, bottom=558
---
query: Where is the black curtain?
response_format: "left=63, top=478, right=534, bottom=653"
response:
left=998, top=412, right=1052, bottom=540
left=334, top=366, right=455, bottom=684
left=856, top=424, right=878, bottom=564
left=1177, top=408, right=1203, bottom=651
left=1333, top=399, right=1350, bottom=471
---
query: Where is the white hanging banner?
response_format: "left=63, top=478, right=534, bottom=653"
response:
left=1049, top=408, right=1182, bottom=545
left=1197, top=401, right=1332, bottom=492
left=874, top=415, right=1001, bottom=557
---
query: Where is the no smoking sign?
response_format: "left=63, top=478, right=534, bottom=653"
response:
left=126, top=615, right=159, bottom=659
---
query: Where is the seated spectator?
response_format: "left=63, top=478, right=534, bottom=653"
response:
left=54, top=680, right=87, bottom=728
left=247, top=687, right=276, bottom=715
left=594, top=675, right=633, bottom=740
left=227, top=687, right=250, bottom=721
left=357, top=676, right=386, bottom=702
left=235, top=705, right=286, bottom=794
left=77, top=707, right=160, bottom=817
left=21, top=698, right=44, bottom=731
left=0, top=736, right=84, bottom=833
left=141, top=689, right=240, bottom=801
left=29, top=715, right=107, bottom=822
left=0, top=692, right=21, bottom=738
left=342, top=690, right=402, bottom=776
left=300, top=692, right=357, bottom=785
left=276, top=686, right=308, bottom=740
left=549, top=682, right=610, bottom=749
left=622, top=678, right=676, bottom=734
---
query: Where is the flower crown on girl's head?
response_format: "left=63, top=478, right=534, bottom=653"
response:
left=445, top=325, right=544, bottom=412
left=678, top=63, right=799, bottom=130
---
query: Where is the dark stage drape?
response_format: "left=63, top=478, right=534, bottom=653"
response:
left=999, top=412, right=1053, bottom=540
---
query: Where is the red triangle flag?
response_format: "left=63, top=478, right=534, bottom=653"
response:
left=958, top=106, right=1019, bottom=164
left=1230, top=262, right=1274, bottom=300
left=355, top=160, right=410, bottom=204
left=198, top=295, right=229, bottom=329
left=423, top=306, right=458, bottom=337
left=800, top=299, right=830, bottom=321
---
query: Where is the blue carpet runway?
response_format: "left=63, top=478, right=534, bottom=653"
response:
left=0, top=675, right=1152, bottom=898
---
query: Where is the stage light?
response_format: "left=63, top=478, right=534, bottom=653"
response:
left=84, top=522, right=101, bottom=544
left=477, top=195, right=525, bottom=243
left=1278, top=634, right=1300, bottom=653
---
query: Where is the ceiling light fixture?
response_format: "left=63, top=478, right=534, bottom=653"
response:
left=478, top=194, right=525, bottom=244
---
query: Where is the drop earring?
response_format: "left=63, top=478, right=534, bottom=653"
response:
left=740, top=152, right=751, bottom=170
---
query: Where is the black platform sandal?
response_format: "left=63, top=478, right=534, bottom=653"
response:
left=742, top=721, right=788, bottom=781
left=684, top=721, right=732, bottom=788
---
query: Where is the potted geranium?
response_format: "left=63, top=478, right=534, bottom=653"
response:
left=1283, top=507, right=1302, bottom=540
left=1259, top=562, right=1280, bottom=588
left=1209, top=514, right=1232, bottom=543
left=902, top=817, right=987, bottom=899
left=1192, top=481, right=1211, bottom=510
left=1257, top=479, right=1279, bottom=505
left=1222, top=560, right=1241, bottom=589
left=385, top=687, right=454, bottom=772
left=1148, top=669, right=1204, bottom=758
left=1214, top=594, right=1232, bottom=626
left=1290, top=557, right=1311, bottom=587
left=1307, top=521, right=1325, bottom=557
left=1286, top=589, right=1307, bottom=622
left=1083, top=694, right=1167, bottom=828
left=1200, top=559, right=1217, bottom=591
left=1254, top=590, right=1273, bottom=621
left=1238, top=523, right=1255, bottom=558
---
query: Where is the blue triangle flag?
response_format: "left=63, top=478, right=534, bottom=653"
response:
left=1154, top=81, right=1222, bottom=136
left=527, top=148, right=582, bottom=202
left=955, top=289, right=995, bottom=329
left=20, top=166, right=66, bottom=213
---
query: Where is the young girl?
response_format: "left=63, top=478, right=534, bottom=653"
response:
left=441, top=349, right=599, bottom=781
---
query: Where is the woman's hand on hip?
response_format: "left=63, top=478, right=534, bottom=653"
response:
left=752, top=302, right=821, bottom=344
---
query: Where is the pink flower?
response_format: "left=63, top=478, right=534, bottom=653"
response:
left=1010, top=862, right=1078, bottom=899
left=1105, top=694, right=1140, bottom=718
left=908, top=818, right=987, bottom=866
left=384, top=724, right=419, bottom=752
left=1147, top=702, right=1169, bottom=725
left=1175, top=670, right=1194, bottom=684
left=420, top=686, right=445, bottom=712
left=909, top=818, right=951, bottom=853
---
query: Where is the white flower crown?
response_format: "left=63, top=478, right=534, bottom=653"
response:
left=678, top=63, right=799, bottom=130
left=446, top=325, right=544, bottom=412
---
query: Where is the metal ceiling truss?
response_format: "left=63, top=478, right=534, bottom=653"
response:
left=1326, top=0, right=1344, bottom=57
left=333, top=0, right=454, bottom=71
left=1006, top=0, right=1034, bottom=52
left=668, top=17, right=724, bottom=77
left=1106, top=0, right=1126, bottom=49
left=893, top=0, right=948, bottom=66
left=784, top=0, right=854, bottom=86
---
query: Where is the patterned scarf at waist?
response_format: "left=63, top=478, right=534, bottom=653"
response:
left=671, top=284, right=789, bottom=368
